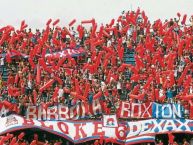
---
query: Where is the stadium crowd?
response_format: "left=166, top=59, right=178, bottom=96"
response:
left=0, top=8, right=192, bottom=144
left=0, top=131, right=104, bottom=145
left=0, top=131, right=192, bottom=145
left=0, top=8, right=192, bottom=116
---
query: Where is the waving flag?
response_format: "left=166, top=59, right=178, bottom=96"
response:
left=45, top=47, right=86, bottom=58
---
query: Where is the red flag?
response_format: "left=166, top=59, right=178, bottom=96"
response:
left=181, top=14, right=187, bottom=25
left=46, top=19, right=52, bottom=25
left=130, top=93, right=144, bottom=101
left=155, top=89, right=159, bottom=101
left=53, top=19, right=60, bottom=26
left=93, top=91, right=102, bottom=100
left=36, top=64, right=41, bottom=85
left=118, top=46, right=124, bottom=60
left=177, top=12, right=181, bottom=18
left=132, top=85, right=140, bottom=94
left=70, top=92, right=85, bottom=100
left=3, top=100, right=13, bottom=109
left=63, top=87, right=70, bottom=93
left=55, top=77, right=63, bottom=85
left=102, top=30, right=110, bottom=37
left=39, top=58, right=52, bottom=73
left=28, top=58, right=35, bottom=69
left=39, top=79, right=55, bottom=92
left=189, top=100, right=193, bottom=119
left=10, top=137, right=17, bottom=145
left=6, top=51, right=12, bottom=63
left=143, top=76, right=154, bottom=90
left=54, top=142, right=62, bottom=145
left=0, top=136, right=6, bottom=145
left=21, top=24, right=28, bottom=31
left=77, top=25, right=84, bottom=39
left=52, top=87, right=59, bottom=101
left=83, top=83, right=90, bottom=98
left=91, top=23, right=97, bottom=37
left=168, top=133, right=175, bottom=144
left=33, top=90, right=37, bottom=104
left=28, top=73, right=32, bottom=81
left=20, top=20, right=25, bottom=31
left=30, top=140, right=36, bottom=145
left=130, top=74, right=140, bottom=82
left=14, top=73, right=19, bottom=84
left=81, top=19, right=95, bottom=25
left=69, top=19, right=76, bottom=27
left=109, top=19, right=115, bottom=27
left=18, top=132, right=25, bottom=140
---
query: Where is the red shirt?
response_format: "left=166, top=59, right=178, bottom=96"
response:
left=7, top=75, right=14, bottom=85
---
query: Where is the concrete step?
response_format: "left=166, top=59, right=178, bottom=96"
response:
left=123, top=54, right=135, bottom=58
left=0, top=66, right=9, bottom=82
left=123, top=48, right=136, bottom=80
left=124, top=58, right=135, bottom=62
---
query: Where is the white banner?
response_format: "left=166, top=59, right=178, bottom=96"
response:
left=2, top=115, right=193, bottom=144
left=3, top=115, right=193, bottom=144
left=0, top=115, right=156, bottom=144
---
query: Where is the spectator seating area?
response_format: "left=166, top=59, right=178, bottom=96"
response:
left=0, top=8, right=192, bottom=145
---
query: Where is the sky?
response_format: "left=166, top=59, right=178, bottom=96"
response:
left=0, top=0, right=193, bottom=29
